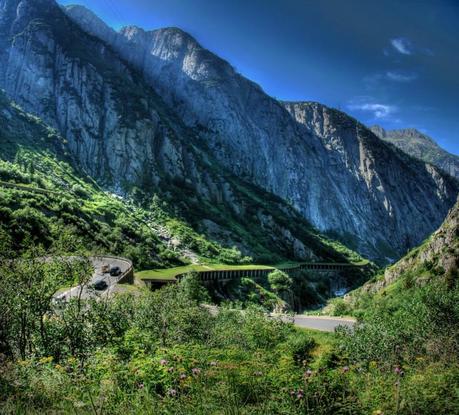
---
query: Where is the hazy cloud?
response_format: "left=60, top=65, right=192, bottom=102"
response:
left=348, top=98, right=398, bottom=119
left=363, top=71, right=418, bottom=89
left=386, top=71, right=418, bottom=82
left=390, top=37, right=413, bottom=55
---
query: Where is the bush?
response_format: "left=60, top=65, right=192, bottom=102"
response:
left=268, top=270, right=293, bottom=294
left=286, top=332, right=316, bottom=365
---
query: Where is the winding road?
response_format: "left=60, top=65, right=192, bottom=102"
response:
left=54, top=256, right=132, bottom=301
left=293, top=315, right=355, bottom=332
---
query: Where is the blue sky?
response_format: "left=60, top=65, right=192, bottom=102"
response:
left=60, top=0, right=459, bottom=155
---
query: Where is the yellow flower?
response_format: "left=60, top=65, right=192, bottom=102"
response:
left=18, top=360, right=30, bottom=367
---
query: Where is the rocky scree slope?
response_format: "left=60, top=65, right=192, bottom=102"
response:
left=64, top=4, right=459, bottom=263
left=0, top=0, right=366, bottom=266
left=371, top=125, right=459, bottom=179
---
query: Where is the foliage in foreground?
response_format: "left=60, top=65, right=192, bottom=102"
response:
left=1, top=250, right=458, bottom=414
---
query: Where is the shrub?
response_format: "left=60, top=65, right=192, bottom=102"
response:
left=286, top=332, right=316, bottom=365
left=268, top=270, right=293, bottom=294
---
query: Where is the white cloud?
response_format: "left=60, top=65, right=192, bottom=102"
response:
left=385, top=71, right=418, bottom=82
left=363, top=71, right=418, bottom=89
left=390, top=38, right=412, bottom=55
left=348, top=98, right=398, bottom=119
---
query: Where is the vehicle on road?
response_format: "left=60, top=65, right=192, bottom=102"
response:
left=110, top=266, right=121, bottom=277
left=93, top=280, right=108, bottom=291
left=110, top=267, right=121, bottom=277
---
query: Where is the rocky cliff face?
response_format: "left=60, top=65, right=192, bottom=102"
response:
left=282, top=102, right=459, bottom=261
left=0, top=1, right=457, bottom=263
left=0, top=0, right=365, bottom=264
left=371, top=125, right=459, bottom=179
left=63, top=5, right=459, bottom=262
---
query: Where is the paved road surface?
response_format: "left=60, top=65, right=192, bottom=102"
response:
left=54, top=257, right=131, bottom=301
left=293, top=315, right=355, bottom=332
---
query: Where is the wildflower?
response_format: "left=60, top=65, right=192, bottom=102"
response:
left=297, top=389, right=304, bottom=400
left=168, top=388, right=177, bottom=397
left=210, top=361, right=218, bottom=367
left=290, top=390, right=296, bottom=397
left=304, top=369, right=313, bottom=378
left=160, top=359, right=168, bottom=366
left=179, top=373, right=187, bottom=380
left=394, top=366, right=404, bottom=376
left=342, top=366, right=350, bottom=373
left=39, top=356, right=53, bottom=364
left=138, top=383, right=144, bottom=390
left=192, top=367, right=202, bottom=376
left=168, top=367, right=174, bottom=373
left=253, top=371, right=263, bottom=376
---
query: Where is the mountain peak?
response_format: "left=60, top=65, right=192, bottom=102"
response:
left=369, top=125, right=387, bottom=138
left=371, top=125, right=459, bottom=178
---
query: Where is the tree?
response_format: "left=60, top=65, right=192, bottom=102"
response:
left=180, top=272, right=210, bottom=304
left=268, top=270, right=293, bottom=294
left=0, top=241, right=93, bottom=360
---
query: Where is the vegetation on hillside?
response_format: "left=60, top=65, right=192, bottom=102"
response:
left=1, top=242, right=457, bottom=414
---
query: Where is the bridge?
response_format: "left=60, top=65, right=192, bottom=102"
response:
left=139, top=262, right=369, bottom=290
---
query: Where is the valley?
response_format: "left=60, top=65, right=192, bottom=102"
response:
left=0, top=0, right=458, bottom=413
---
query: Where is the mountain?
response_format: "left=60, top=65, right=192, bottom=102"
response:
left=371, top=126, right=459, bottom=179
left=362, top=194, right=459, bottom=295
left=0, top=1, right=457, bottom=264
left=331, top=192, right=459, bottom=318
left=0, top=17, right=368, bottom=276
left=62, top=4, right=459, bottom=262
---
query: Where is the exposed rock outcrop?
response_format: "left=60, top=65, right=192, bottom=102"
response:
left=0, top=0, right=361, bottom=263
left=0, top=0, right=456, bottom=263
left=371, top=125, right=459, bottom=179
left=63, top=4, right=459, bottom=262
left=360, top=196, right=459, bottom=294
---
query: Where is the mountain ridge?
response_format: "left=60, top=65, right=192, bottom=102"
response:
left=63, top=2, right=459, bottom=262
left=0, top=0, right=456, bottom=264
left=371, top=125, right=459, bottom=179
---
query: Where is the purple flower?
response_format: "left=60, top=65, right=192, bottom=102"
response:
left=297, top=389, right=304, bottom=400
left=394, top=366, right=404, bottom=376
left=179, top=373, right=187, bottom=380
left=342, top=366, right=350, bottom=373
left=191, top=367, right=202, bottom=376
left=160, top=359, right=168, bottom=366
left=304, top=369, right=313, bottom=378
left=168, top=388, right=177, bottom=397
left=168, top=367, right=175, bottom=373
left=137, top=382, right=144, bottom=390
